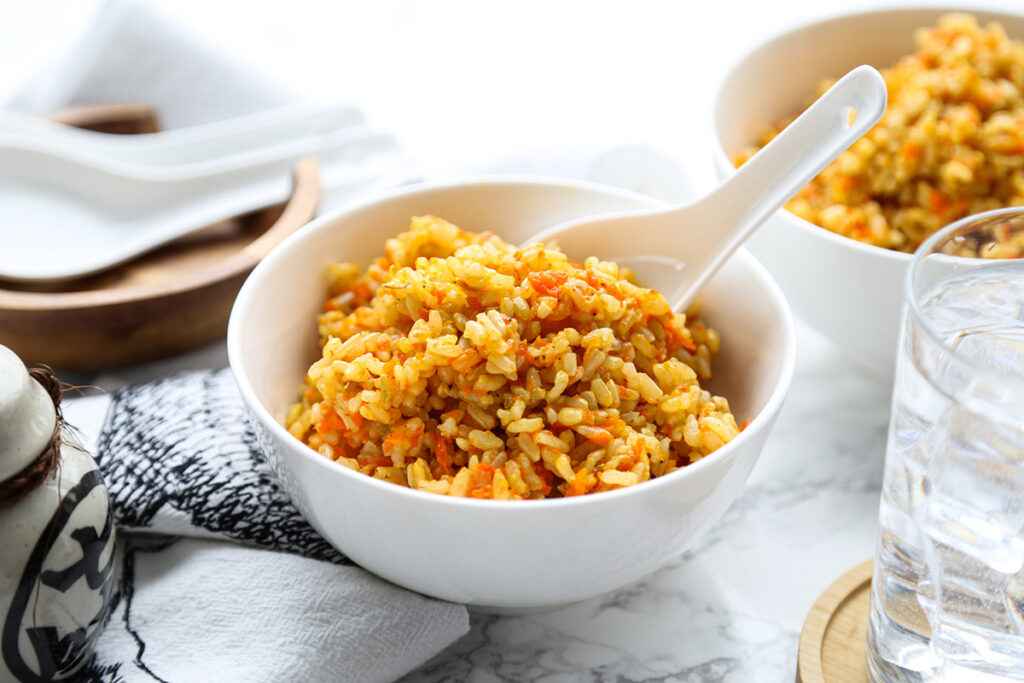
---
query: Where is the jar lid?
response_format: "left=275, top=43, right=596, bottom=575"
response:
left=0, top=346, right=57, bottom=483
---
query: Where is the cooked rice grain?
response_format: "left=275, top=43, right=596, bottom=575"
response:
left=286, top=216, right=738, bottom=499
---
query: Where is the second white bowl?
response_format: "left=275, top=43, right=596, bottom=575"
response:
left=713, top=7, right=1024, bottom=384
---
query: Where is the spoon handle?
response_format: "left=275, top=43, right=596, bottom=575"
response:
left=701, top=65, right=885, bottom=245
left=670, top=65, right=887, bottom=307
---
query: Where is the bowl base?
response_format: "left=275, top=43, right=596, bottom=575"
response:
left=466, top=599, right=588, bottom=616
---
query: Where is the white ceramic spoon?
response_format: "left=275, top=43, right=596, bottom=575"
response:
left=0, top=128, right=398, bottom=283
left=527, top=65, right=888, bottom=311
left=0, top=102, right=365, bottom=178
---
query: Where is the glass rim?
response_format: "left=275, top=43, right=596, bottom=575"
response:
left=906, top=206, right=1024, bottom=390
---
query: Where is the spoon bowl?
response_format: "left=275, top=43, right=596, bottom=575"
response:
left=528, top=65, right=887, bottom=310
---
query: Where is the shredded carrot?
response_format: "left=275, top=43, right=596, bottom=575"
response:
left=382, top=428, right=406, bottom=456
left=527, top=271, right=568, bottom=297
left=837, top=175, right=859, bottom=192
left=468, top=463, right=496, bottom=498
left=315, top=405, right=344, bottom=436
left=469, top=485, right=493, bottom=499
left=352, top=281, right=374, bottom=303
left=581, top=426, right=613, bottom=446
left=435, top=436, right=453, bottom=474
left=600, top=415, right=625, bottom=433
left=902, top=142, right=922, bottom=161
left=564, top=471, right=593, bottom=497
left=665, top=321, right=697, bottom=353
left=361, top=456, right=391, bottom=469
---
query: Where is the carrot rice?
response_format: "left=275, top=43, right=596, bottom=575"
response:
left=285, top=216, right=738, bottom=499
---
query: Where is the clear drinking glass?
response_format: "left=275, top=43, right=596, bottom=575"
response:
left=868, top=208, right=1024, bottom=682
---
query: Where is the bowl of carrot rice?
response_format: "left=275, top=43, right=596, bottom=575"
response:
left=228, top=177, right=795, bottom=608
left=714, top=9, right=1024, bottom=384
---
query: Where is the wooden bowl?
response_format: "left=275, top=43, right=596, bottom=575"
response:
left=0, top=105, right=320, bottom=371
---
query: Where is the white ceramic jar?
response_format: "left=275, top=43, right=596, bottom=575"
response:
left=0, top=345, right=115, bottom=683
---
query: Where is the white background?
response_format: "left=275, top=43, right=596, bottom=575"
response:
left=0, top=0, right=991, bottom=191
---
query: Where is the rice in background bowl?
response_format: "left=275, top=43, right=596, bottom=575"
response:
left=736, top=14, right=1024, bottom=254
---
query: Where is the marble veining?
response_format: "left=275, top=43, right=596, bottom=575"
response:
left=403, top=321, right=890, bottom=682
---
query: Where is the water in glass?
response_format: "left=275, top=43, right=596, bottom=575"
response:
left=870, top=224, right=1024, bottom=682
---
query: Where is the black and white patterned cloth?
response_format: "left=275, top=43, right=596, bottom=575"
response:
left=95, top=370, right=344, bottom=564
left=68, top=369, right=468, bottom=683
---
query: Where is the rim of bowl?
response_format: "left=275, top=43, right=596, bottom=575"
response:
left=711, top=3, right=1024, bottom=266
left=228, top=175, right=797, bottom=510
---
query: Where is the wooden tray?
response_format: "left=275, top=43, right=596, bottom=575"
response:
left=0, top=104, right=320, bottom=371
left=797, top=560, right=873, bottom=683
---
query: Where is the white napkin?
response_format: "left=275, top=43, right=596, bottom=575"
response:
left=6, top=0, right=289, bottom=126
left=64, top=372, right=468, bottom=683
left=93, top=539, right=465, bottom=683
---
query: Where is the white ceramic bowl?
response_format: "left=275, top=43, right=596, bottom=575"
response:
left=713, top=7, right=1024, bottom=384
left=228, top=178, right=796, bottom=608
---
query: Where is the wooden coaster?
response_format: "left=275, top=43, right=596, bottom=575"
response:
left=0, top=104, right=320, bottom=371
left=796, top=560, right=873, bottom=683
